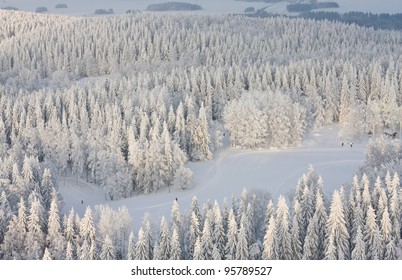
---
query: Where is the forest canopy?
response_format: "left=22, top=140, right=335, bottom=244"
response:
left=0, top=10, right=402, bottom=260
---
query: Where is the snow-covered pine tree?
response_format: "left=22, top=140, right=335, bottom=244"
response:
left=262, top=216, right=277, bottom=260
left=25, top=198, right=46, bottom=260
left=170, top=226, right=182, bottom=260
left=236, top=215, right=249, bottom=260
left=46, top=192, right=65, bottom=260
left=192, top=236, right=203, bottom=260
left=364, top=205, right=384, bottom=260
left=275, top=196, right=292, bottom=260
left=290, top=200, right=302, bottom=259
left=100, top=235, right=116, bottom=260
left=225, top=209, right=237, bottom=260
left=135, top=228, right=150, bottom=260
left=127, top=231, right=136, bottom=260
left=212, top=201, right=226, bottom=259
left=42, top=247, right=51, bottom=260
left=351, top=225, right=366, bottom=260
left=158, top=216, right=170, bottom=260
left=200, top=212, right=214, bottom=260
left=325, top=190, right=349, bottom=260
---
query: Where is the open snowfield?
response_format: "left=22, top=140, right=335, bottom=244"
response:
left=59, top=124, right=367, bottom=229
left=2, top=0, right=401, bottom=15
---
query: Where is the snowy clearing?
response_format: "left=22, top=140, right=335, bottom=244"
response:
left=58, top=124, right=367, bottom=229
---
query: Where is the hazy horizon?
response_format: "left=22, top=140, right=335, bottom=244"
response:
left=2, top=0, right=402, bottom=15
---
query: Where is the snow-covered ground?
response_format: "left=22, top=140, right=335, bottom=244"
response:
left=58, top=124, right=367, bottom=230
left=3, top=0, right=401, bottom=16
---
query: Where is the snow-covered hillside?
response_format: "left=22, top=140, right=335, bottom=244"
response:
left=58, top=124, right=366, bottom=230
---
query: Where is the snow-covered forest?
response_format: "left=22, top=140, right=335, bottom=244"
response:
left=1, top=9, right=402, bottom=260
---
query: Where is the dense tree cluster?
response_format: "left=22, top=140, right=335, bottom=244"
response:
left=224, top=91, right=306, bottom=148
left=359, top=137, right=402, bottom=182
left=299, top=11, right=402, bottom=31
left=286, top=2, right=339, bottom=13
left=1, top=166, right=400, bottom=260
left=145, top=2, right=202, bottom=12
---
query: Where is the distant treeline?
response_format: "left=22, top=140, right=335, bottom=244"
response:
left=299, top=11, right=402, bottom=31
left=246, top=9, right=402, bottom=31
left=1, top=6, right=18, bottom=11
left=55, top=4, right=68, bottom=9
left=94, top=9, right=114, bottom=15
left=238, top=0, right=284, bottom=2
left=146, top=2, right=202, bottom=12
left=287, top=2, right=339, bottom=13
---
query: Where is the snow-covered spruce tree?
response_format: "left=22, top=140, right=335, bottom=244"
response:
left=236, top=215, right=249, bottom=260
left=100, top=235, right=116, bottom=260
left=46, top=193, right=65, bottom=260
left=351, top=225, right=366, bottom=260
left=275, top=196, right=292, bottom=260
left=40, top=168, right=54, bottom=211
left=262, top=216, right=277, bottom=260
left=170, top=226, right=182, bottom=260
left=135, top=228, right=150, bottom=260
left=302, top=215, right=319, bottom=260
left=78, top=206, right=97, bottom=259
left=188, top=211, right=201, bottom=259
left=264, top=199, right=275, bottom=233
left=141, top=214, right=154, bottom=260
left=212, top=201, right=226, bottom=259
left=0, top=192, right=10, bottom=249
left=42, top=247, right=51, bottom=260
left=200, top=212, right=214, bottom=260
left=312, top=189, right=327, bottom=259
left=381, top=206, right=393, bottom=245
left=188, top=103, right=212, bottom=161
left=364, top=205, right=384, bottom=260
left=64, top=208, right=78, bottom=250
left=300, top=184, right=314, bottom=245
left=325, top=190, right=350, bottom=260
left=65, top=241, right=74, bottom=260
left=225, top=209, right=238, bottom=260
left=1, top=215, right=22, bottom=259
left=384, top=237, right=397, bottom=260
left=290, top=200, right=302, bottom=259
left=127, top=231, right=136, bottom=260
left=158, top=216, right=170, bottom=260
left=192, top=236, right=203, bottom=260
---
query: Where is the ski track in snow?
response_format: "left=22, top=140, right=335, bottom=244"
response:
left=58, top=124, right=369, bottom=230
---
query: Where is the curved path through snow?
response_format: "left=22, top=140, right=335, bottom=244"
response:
left=58, top=124, right=367, bottom=229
